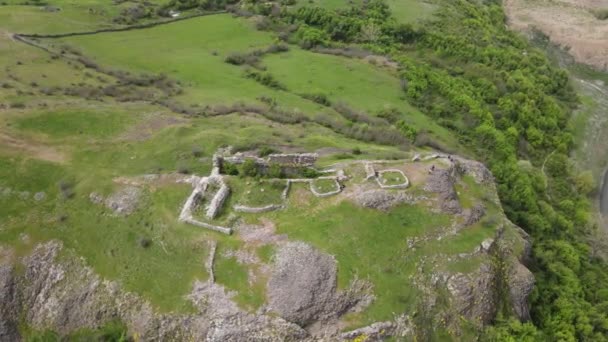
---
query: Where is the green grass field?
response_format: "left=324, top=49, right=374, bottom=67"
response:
left=0, top=0, right=170, bottom=34
left=262, top=47, right=455, bottom=142
left=386, top=0, right=437, bottom=24
left=15, top=108, right=136, bottom=139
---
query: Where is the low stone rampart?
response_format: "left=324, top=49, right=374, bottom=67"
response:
left=310, top=177, right=342, bottom=198
left=376, top=169, right=410, bottom=189
left=206, top=240, right=218, bottom=283
left=233, top=204, right=284, bottom=213
left=178, top=176, right=232, bottom=235
left=267, top=153, right=318, bottom=166
left=184, top=218, right=232, bottom=235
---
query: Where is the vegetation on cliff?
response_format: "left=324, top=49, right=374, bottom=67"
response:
left=274, top=0, right=608, bottom=340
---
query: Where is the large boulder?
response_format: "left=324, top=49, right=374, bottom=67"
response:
left=267, top=242, right=338, bottom=326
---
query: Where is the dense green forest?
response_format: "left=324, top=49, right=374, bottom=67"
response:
left=261, top=0, right=608, bottom=340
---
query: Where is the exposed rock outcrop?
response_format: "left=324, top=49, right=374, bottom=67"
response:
left=351, top=189, right=414, bottom=211
left=267, top=242, right=370, bottom=329
left=508, top=262, right=535, bottom=321
left=104, top=186, right=142, bottom=215
left=446, top=263, right=497, bottom=325
left=2, top=241, right=307, bottom=341
left=425, top=167, right=462, bottom=214
left=0, top=264, right=20, bottom=341
left=454, top=158, right=494, bottom=184
left=464, top=203, right=486, bottom=226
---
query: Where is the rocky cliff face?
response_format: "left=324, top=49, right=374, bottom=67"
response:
left=0, top=241, right=307, bottom=341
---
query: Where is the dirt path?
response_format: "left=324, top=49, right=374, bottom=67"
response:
left=0, top=132, right=67, bottom=163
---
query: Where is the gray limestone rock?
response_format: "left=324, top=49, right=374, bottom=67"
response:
left=7, top=241, right=308, bottom=341
left=268, top=242, right=338, bottom=326
left=34, top=192, right=46, bottom=202
left=352, top=189, right=411, bottom=211
left=446, top=263, right=497, bottom=324
left=0, top=264, right=20, bottom=341
left=508, top=262, right=535, bottom=321
left=424, top=167, right=462, bottom=215
left=104, top=186, right=142, bottom=215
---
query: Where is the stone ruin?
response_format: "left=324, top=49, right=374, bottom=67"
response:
left=365, top=163, right=410, bottom=189
left=177, top=149, right=452, bottom=234
left=267, top=153, right=317, bottom=166
left=222, top=152, right=318, bottom=168
left=178, top=156, right=232, bottom=235
left=222, top=151, right=318, bottom=177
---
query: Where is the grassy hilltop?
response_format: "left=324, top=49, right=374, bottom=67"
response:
left=1, top=0, right=608, bottom=341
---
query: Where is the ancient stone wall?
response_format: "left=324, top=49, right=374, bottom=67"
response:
left=267, top=153, right=318, bottom=166
left=233, top=204, right=284, bottom=213
left=205, top=180, right=229, bottom=219
left=376, top=169, right=410, bottom=189
left=178, top=176, right=232, bottom=235
left=309, top=177, right=343, bottom=198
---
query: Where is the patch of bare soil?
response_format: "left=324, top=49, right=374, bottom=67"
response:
left=236, top=218, right=288, bottom=245
left=121, top=112, right=187, bottom=141
left=504, top=0, right=608, bottom=70
left=0, top=30, right=15, bottom=42
left=0, top=132, right=67, bottom=163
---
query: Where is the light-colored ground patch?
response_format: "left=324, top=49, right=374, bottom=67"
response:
left=0, top=132, right=67, bottom=163
left=504, top=0, right=608, bottom=70
left=121, top=112, right=188, bottom=141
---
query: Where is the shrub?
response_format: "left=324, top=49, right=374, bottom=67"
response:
left=177, top=164, right=190, bottom=174
left=332, top=102, right=385, bottom=125
left=352, top=147, right=362, bottom=155
left=138, top=237, right=152, bottom=248
left=301, top=92, right=331, bottom=106
left=265, top=43, right=289, bottom=54
left=259, top=146, right=277, bottom=157
left=301, top=167, right=320, bottom=178
left=191, top=147, right=203, bottom=158
left=244, top=70, right=286, bottom=90
left=222, top=162, right=239, bottom=176
left=240, top=159, right=259, bottom=177
left=58, top=180, right=75, bottom=200
left=293, top=25, right=329, bottom=49
left=262, top=108, right=307, bottom=124
left=258, top=95, right=277, bottom=107
left=267, top=163, right=284, bottom=178
left=593, top=8, right=608, bottom=20
left=225, top=52, right=259, bottom=66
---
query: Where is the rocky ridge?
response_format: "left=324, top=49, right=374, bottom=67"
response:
left=0, top=155, right=535, bottom=341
